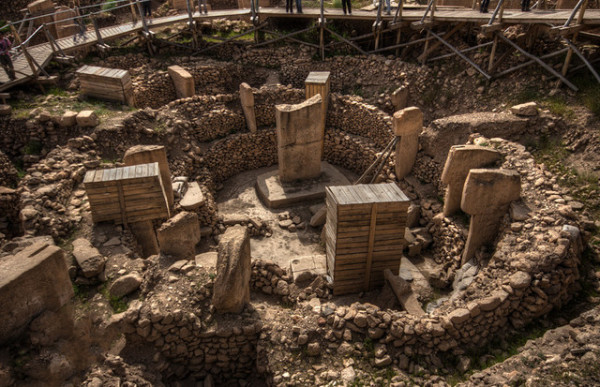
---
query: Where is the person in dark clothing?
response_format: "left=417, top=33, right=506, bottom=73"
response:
left=286, top=0, right=294, bottom=13
left=296, top=0, right=303, bottom=13
left=142, top=0, right=152, bottom=19
left=342, top=0, right=352, bottom=15
left=0, top=31, right=15, bottom=81
left=480, top=0, right=490, bottom=13
left=521, top=0, right=531, bottom=11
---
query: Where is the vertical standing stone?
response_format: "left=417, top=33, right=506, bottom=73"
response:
left=461, top=169, right=521, bottom=264
left=239, top=82, right=257, bottom=132
left=123, top=145, right=174, bottom=213
left=276, top=94, right=324, bottom=182
left=393, top=107, right=423, bottom=180
left=305, top=71, right=330, bottom=158
left=168, top=65, right=195, bottom=99
left=212, top=225, right=251, bottom=314
left=441, top=145, right=501, bottom=216
left=391, top=86, right=408, bottom=111
left=157, top=211, right=201, bottom=260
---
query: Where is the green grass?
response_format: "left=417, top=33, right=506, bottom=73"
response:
left=572, top=73, right=600, bottom=117
left=23, top=140, right=43, bottom=155
left=101, top=0, right=117, bottom=12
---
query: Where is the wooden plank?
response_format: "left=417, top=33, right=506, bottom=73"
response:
left=363, top=203, right=377, bottom=291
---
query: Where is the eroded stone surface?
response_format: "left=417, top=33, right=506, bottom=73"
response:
left=441, top=145, right=501, bottom=216
left=212, top=225, right=251, bottom=314
left=0, top=241, right=73, bottom=344
left=276, top=94, right=324, bottom=182
left=394, top=107, right=423, bottom=179
left=157, top=211, right=201, bottom=260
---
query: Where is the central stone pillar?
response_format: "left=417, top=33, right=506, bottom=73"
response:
left=461, top=169, right=521, bottom=264
left=441, top=145, right=501, bottom=216
left=276, top=94, right=324, bottom=182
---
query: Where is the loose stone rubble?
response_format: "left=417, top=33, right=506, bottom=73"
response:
left=0, top=43, right=598, bottom=387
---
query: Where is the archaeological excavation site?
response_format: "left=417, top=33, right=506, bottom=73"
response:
left=1, top=0, right=600, bottom=386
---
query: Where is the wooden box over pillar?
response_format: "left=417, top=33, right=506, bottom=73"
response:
left=76, top=65, right=135, bottom=106
left=84, top=162, right=170, bottom=224
left=305, top=71, right=330, bottom=158
left=325, top=183, right=409, bottom=296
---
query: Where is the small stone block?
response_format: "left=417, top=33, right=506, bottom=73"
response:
left=76, top=110, right=99, bottom=127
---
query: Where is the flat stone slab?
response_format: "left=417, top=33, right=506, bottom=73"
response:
left=255, top=162, right=350, bottom=209
left=180, top=182, right=205, bottom=210
left=290, top=254, right=327, bottom=283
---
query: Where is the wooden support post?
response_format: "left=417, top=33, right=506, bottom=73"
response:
left=43, top=24, right=57, bottom=55
left=496, top=33, right=577, bottom=90
left=25, top=20, right=34, bottom=47
left=421, top=30, right=431, bottom=65
left=428, top=29, right=491, bottom=79
left=430, top=0, right=437, bottom=22
left=92, top=16, right=105, bottom=46
left=136, top=0, right=149, bottom=33
left=395, top=28, right=402, bottom=57
left=562, top=0, right=588, bottom=76
left=129, top=0, right=138, bottom=23
left=418, top=22, right=465, bottom=62
left=488, top=33, right=498, bottom=72
left=363, top=203, right=378, bottom=291
left=319, top=19, right=325, bottom=60
left=186, top=0, right=198, bottom=49
left=563, top=37, right=600, bottom=84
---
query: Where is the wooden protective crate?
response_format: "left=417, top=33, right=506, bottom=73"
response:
left=325, top=183, right=409, bottom=296
left=76, top=65, right=135, bottom=106
left=84, top=162, right=169, bottom=224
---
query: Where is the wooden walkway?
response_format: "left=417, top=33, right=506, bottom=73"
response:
left=1, top=6, right=599, bottom=90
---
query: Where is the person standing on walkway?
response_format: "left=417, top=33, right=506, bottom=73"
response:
left=296, top=0, right=303, bottom=13
left=342, top=0, right=352, bottom=15
left=385, top=0, right=391, bottom=15
left=480, top=0, right=490, bottom=12
left=286, top=0, right=294, bottom=13
left=142, top=0, right=152, bottom=20
left=0, top=30, right=15, bottom=81
left=72, top=3, right=87, bottom=43
left=199, top=0, right=208, bottom=14
left=521, top=0, right=531, bottom=11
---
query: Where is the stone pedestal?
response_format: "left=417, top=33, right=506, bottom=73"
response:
left=255, top=162, right=350, bottom=208
left=441, top=145, right=501, bottom=216
left=239, top=82, right=257, bottom=132
left=168, top=65, right=195, bottom=99
left=461, top=169, right=521, bottom=264
left=393, top=107, right=423, bottom=180
left=123, top=145, right=174, bottom=213
left=276, top=94, right=324, bottom=182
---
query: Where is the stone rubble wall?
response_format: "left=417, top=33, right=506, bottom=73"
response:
left=16, top=137, right=97, bottom=238
left=112, top=300, right=261, bottom=383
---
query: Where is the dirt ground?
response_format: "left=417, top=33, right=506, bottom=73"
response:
left=216, top=165, right=359, bottom=270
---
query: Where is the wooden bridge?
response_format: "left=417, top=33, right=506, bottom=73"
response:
left=0, top=0, right=599, bottom=92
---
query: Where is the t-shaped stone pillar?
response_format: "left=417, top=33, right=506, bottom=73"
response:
left=239, top=82, right=256, bottom=133
left=393, top=107, right=423, bottom=180
left=461, top=169, right=521, bottom=264
left=441, top=145, right=501, bottom=217
left=276, top=94, right=324, bottom=182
